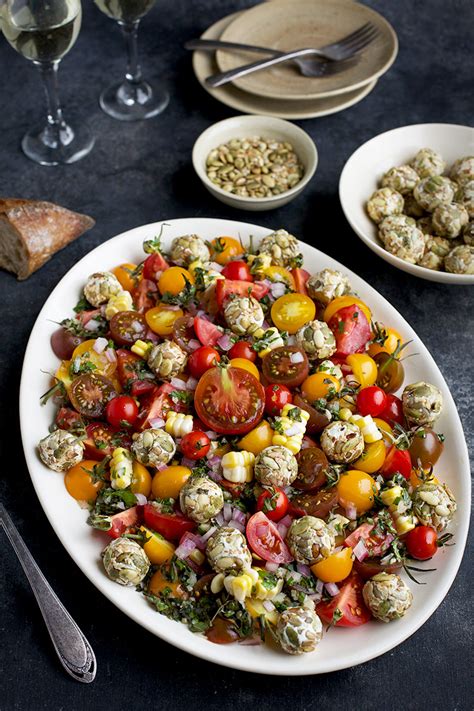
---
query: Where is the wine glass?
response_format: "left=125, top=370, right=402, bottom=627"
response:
left=94, top=0, right=169, bottom=121
left=1, top=0, right=94, bottom=165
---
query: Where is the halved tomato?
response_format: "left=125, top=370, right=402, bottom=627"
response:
left=143, top=503, right=195, bottom=541
left=246, top=512, right=293, bottom=564
left=194, top=365, right=265, bottom=435
left=215, top=279, right=269, bottom=309
left=344, top=521, right=393, bottom=557
left=69, top=373, right=116, bottom=418
left=132, top=278, right=158, bottom=313
left=316, top=573, right=371, bottom=627
left=172, top=316, right=197, bottom=353
left=107, top=506, right=142, bottom=539
left=194, top=316, right=223, bottom=346
left=83, top=422, right=132, bottom=459
left=109, top=311, right=148, bottom=346
left=143, top=252, right=169, bottom=281
left=328, top=305, right=371, bottom=357
left=294, top=447, right=330, bottom=491
left=116, top=349, right=154, bottom=389
left=261, top=346, right=309, bottom=388
left=293, top=394, right=331, bottom=434
left=289, top=487, right=338, bottom=519
left=135, top=383, right=185, bottom=430
left=55, top=407, right=84, bottom=432
left=353, top=558, right=403, bottom=580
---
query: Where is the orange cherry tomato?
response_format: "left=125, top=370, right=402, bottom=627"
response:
left=238, top=420, right=273, bottom=455
left=323, top=296, right=372, bottom=325
left=271, top=293, right=316, bottom=334
left=112, top=263, right=137, bottom=293
left=131, top=461, right=152, bottom=497
left=148, top=568, right=187, bottom=598
left=210, top=236, right=244, bottom=265
left=145, top=304, right=184, bottom=336
left=263, top=266, right=296, bottom=290
left=368, top=326, right=403, bottom=357
left=311, top=547, right=354, bottom=583
left=55, top=359, right=73, bottom=389
left=158, top=266, right=194, bottom=296
left=352, top=440, right=387, bottom=474
left=71, top=339, right=117, bottom=379
left=229, top=357, right=261, bottom=380
left=140, top=526, right=175, bottom=564
left=151, top=465, right=192, bottom=499
left=64, top=460, right=103, bottom=502
left=346, top=353, right=378, bottom=388
left=301, top=372, right=340, bottom=401
left=337, top=470, right=377, bottom=514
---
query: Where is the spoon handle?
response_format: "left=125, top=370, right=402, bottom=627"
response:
left=0, top=503, right=96, bottom=683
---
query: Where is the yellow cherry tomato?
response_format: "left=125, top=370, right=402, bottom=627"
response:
left=271, top=293, right=316, bottom=334
left=140, top=526, right=175, bottom=565
left=151, top=465, right=192, bottom=499
left=238, top=420, right=273, bottom=455
left=368, top=326, right=403, bottom=357
left=112, top=263, right=137, bottom=293
left=55, top=360, right=73, bottom=389
left=131, top=461, right=152, bottom=497
left=337, top=394, right=357, bottom=413
left=323, top=296, right=372, bottom=325
left=158, top=266, right=194, bottom=296
left=311, top=547, right=354, bottom=583
left=346, top=353, right=378, bottom=388
left=148, top=568, right=187, bottom=598
left=352, top=440, right=387, bottom=474
left=64, top=460, right=103, bottom=502
left=230, top=358, right=261, bottom=380
left=410, top=468, right=439, bottom=489
left=337, top=470, right=377, bottom=514
left=263, top=266, right=296, bottom=290
left=210, top=236, right=244, bottom=265
left=373, top=417, right=394, bottom=448
left=145, top=304, right=184, bottom=336
left=301, top=372, right=340, bottom=401
left=71, top=339, right=117, bottom=379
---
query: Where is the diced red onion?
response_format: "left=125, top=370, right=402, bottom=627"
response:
left=289, top=351, right=304, bottom=364
left=279, top=514, right=292, bottom=528
left=205, top=430, right=218, bottom=441
left=84, top=319, right=100, bottom=332
left=183, top=531, right=207, bottom=551
left=238, top=636, right=261, bottom=646
left=262, top=319, right=270, bottom=330
left=296, top=563, right=311, bottom=577
left=175, top=538, right=197, bottom=559
left=180, top=457, right=195, bottom=469
left=260, top=279, right=272, bottom=288
left=277, top=523, right=288, bottom=538
left=170, top=377, right=187, bottom=390
left=307, top=592, right=322, bottom=602
left=345, top=503, right=358, bottom=520
left=146, top=329, right=159, bottom=343
left=100, top=305, right=107, bottom=316
left=196, top=310, right=211, bottom=321
left=265, top=561, right=279, bottom=572
left=232, top=509, right=246, bottom=525
left=288, top=570, right=302, bottom=583
left=217, top=334, right=233, bottom=351
left=188, top=339, right=201, bottom=351
left=185, top=376, right=198, bottom=391
left=215, top=512, right=224, bottom=526
left=228, top=519, right=245, bottom=532
left=132, top=320, right=144, bottom=333
left=149, top=417, right=165, bottom=429
left=325, top=582, right=340, bottom=597
left=93, top=337, right=108, bottom=354
left=209, top=261, right=223, bottom=272
left=200, top=526, right=217, bottom=542
left=105, top=348, right=117, bottom=363
left=269, top=282, right=287, bottom=298
left=263, top=600, right=275, bottom=612
left=72, top=356, right=80, bottom=371
left=115, top=500, right=126, bottom=510
left=223, top=503, right=233, bottom=522
left=353, top=539, right=369, bottom=561
left=286, top=335, right=296, bottom=346
left=155, top=461, right=168, bottom=471
left=207, top=468, right=223, bottom=482
left=207, top=455, right=222, bottom=467
left=165, top=304, right=181, bottom=312
left=316, top=579, right=325, bottom=594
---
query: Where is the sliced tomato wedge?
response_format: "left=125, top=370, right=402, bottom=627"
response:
left=108, top=506, right=142, bottom=539
left=380, top=446, right=412, bottom=480
left=328, top=304, right=371, bottom=357
left=142, top=252, right=169, bottom=281
left=116, top=349, right=154, bottom=389
left=316, top=573, right=371, bottom=627
left=78, top=308, right=102, bottom=327
left=130, top=380, right=156, bottom=398
left=55, top=407, right=84, bottom=432
left=132, top=278, right=158, bottom=313
left=344, top=521, right=394, bottom=557
left=143, top=503, right=195, bottom=541
left=291, top=268, right=310, bottom=295
left=136, top=384, right=173, bottom=430
left=215, top=279, right=269, bottom=309
left=83, top=422, right=132, bottom=459
left=246, top=511, right=293, bottom=564
left=194, top=316, right=223, bottom=346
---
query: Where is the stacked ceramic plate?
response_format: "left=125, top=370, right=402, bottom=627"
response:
left=192, top=0, right=398, bottom=120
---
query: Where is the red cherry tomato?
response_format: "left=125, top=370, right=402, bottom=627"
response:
left=344, top=521, right=394, bottom=557
left=246, top=512, right=293, bottom=563
left=130, top=380, right=156, bottom=398
left=188, top=346, right=221, bottom=379
left=132, top=278, right=158, bottom=313
left=221, top=260, right=253, bottom=282
left=143, top=503, right=195, bottom=541
left=264, top=383, right=293, bottom=416
left=107, top=506, right=142, bottom=539
left=142, top=252, right=169, bottom=281
left=83, top=422, right=132, bottom=459
left=105, top=395, right=139, bottom=428
left=215, top=279, right=269, bottom=309
left=229, top=340, right=257, bottom=362
left=357, top=386, right=388, bottom=417
left=380, top=446, right=412, bottom=480
left=55, top=407, right=84, bottom=432
left=135, top=383, right=184, bottom=431
left=116, top=349, right=148, bottom=388
left=181, top=431, right=211, bottom=460
left=316, top=573, right=371, bottom=627
left=256, top=487, right=289, bottom=522
left=193, top=316, right=223, bottom=347
left=328, top=305, right=371, bottom=357
left=405, top=525, right=438, bottom=560
left=51, top=327, right=84, bottom=360
left=378, top=393, right=405, bottom=426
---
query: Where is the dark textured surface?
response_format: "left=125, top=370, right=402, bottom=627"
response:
left=0, top=0, right=473, bottom=708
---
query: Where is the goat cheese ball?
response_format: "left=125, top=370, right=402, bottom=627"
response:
left=404, top=193, right=425, bottom=219
left=102, top=538, right=150, bottom=587
left=170, top=234, right=210, bottom=266
left=455, top=180, right=474, bottom=219
left=366, top=187, right=404, bottom=224
left=38, top=430, right=84, bottom=472
left=147, top=340, right=187, bottom=380
left=402, top=381, right=443, bottom=426
left=411, top=148, right=445, bottom=178
left=432, top=203, right=469, bottom=238
left=295, top=320, right=336, bottom=360
left=412, top=482, right=457, bottom=532
left=206, top=527, right=252, bottom=574
left=277, top=602, right=323, bottom=655
left=179, top=475, right=224, bottom=523
left=287, top=516, right=335, bottom=565
left=83, top=271, right=122, bottom=307
left=224, top=295, right=264, bottom=335
left=463, top=221, right=474, bottom=246
left=254, top=445, right=298, bottom=487
left=363, top=573, right=413, bottom=623
left=413, top=176, right=455, bottom=212
left=378, top=215, right=425, bottom=264
left=131, top=428, right=176, bottom=466
left=445, top=245, right=474, bottom=274
left=306, top=268, right=351, bottom=305
left=381, top=165, right=420, bottom=194
left=418, top=251, right=443, bottom=271
left=258, top=229, right=301, bottom=267
left=320, top=421, right=365, bottom=464
left=424, top=235, right=453, bottom=257
left=417, top=216, right=434, bottom=235
left=450, top=156, right=474, bottom=186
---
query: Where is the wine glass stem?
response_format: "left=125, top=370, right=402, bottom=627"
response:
left=121, top=20, right=142, bottom=85
left=35, top=61, right=68, bottom=147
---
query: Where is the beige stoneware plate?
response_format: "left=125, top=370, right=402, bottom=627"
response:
left=216, top=0, right=397, bottom=101
left=192, top=12, right=378, bottom=120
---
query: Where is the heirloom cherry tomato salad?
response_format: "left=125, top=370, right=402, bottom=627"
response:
left=38, top=227, right=457, bottom=655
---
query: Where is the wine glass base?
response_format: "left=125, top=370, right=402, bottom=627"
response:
left=99, top=79, right=169, bottom=121
left=22, top=122, right=95, bottom=166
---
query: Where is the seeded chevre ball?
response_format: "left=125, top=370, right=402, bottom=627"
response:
left=450, top=156, right=474, bottom=186
left=381, top=165, right=420, bottom=194
left=320, top=421, right=365, bottom=464
left=445, top=244, right=474, bottom=274
left=378, top=215, right=425, bottom=264
left=403, top=193, right=426, bottom=219
left=418, top=251, right=444, bottom=271
left=363, top=573, right=413, bottom=623
left=131, top=428, right=176, bottom=466
left=224, top=295, right=264, bottom=335
left=306, top=268, right=351, bottom=305
left=417, top=216, right=434, bottom=235
left=295, top=320, right=336, bottom=360
left=366, top=187, right=404, bottom=224
left=179, top=475, right=224, bottom=523
left=424, top=235, right=453, bottom=258
left=170, top=234, right=210, bottom=266
left=102, top=538, right=150, bottom=587
left=254, top=445, right=298, bottom=487
left=83, top=271, right=123, bottom=307
left=463, top=222, right=474, bottom=246
left=38, top=430, right=84, bottom=472
left=286, top=516, right=335, bottom=564
left=147, top=340, right=187, bottom=380
left=455, top=180, right=474, bottom=219
left=432, top=202, right=469, bottom=238
left=402, top=381, right=443, bottom=426
left=206, top=527, right=252, bottom=574
left=411, top=148, right=446, bottom=178
left=277, top=602, right=323, bottom=655
left=412, top=482, right=457, bottom=532
left=413, top=176, right=455, bottom=212
left=258, top=229, right=301, bottom=267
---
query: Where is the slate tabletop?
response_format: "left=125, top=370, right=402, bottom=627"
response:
left=0, top=0, right=472, bottom=709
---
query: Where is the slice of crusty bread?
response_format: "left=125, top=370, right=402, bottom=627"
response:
left=0, top=198, right=95, bottom=280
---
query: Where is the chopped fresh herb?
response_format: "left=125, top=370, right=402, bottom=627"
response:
left=40, top=379, right=67, bottom=406
left=73, top=296, right=93, bottom=313
left=61, top=316, right=108, bottom=338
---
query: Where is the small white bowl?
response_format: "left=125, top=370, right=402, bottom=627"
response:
left=192, top=115, right=318, bottom=211
left=339, top=123, right=474, bottom=284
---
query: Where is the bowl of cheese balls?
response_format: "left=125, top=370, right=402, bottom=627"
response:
left=339, top=123, right=474, bottom=283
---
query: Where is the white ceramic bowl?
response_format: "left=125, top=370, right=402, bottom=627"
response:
left=339, top=123, right=474, bottom=284
left=192, top=115, right=318, bottom=211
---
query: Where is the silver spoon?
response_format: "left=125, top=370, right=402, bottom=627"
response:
left=0, top=503, right=97, bottom=683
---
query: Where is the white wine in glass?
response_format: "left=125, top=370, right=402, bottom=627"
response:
left=2, top=0, right=94, bottom=165
left=94, top=0, right=169, bottom=120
